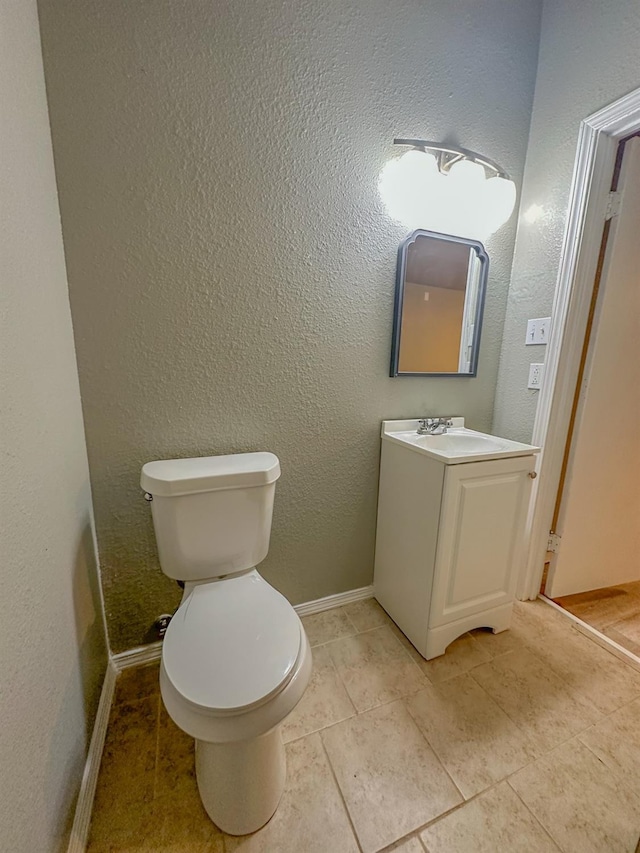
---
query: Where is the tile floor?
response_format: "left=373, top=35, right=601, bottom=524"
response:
left=88, top=598, right=640, bottom=852
left=554, top=580, right=640, bottom=657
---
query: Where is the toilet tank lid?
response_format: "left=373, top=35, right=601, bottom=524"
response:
left=141, top=452, right=280, bottom=497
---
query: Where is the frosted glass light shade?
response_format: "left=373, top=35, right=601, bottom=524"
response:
left=439, top=159, right=487, bottom=237
left=378, top=150, right=444, bottom=232
left=447, top=159, right=486, bottom=185
left=481, top=175, right=517, bottom=237
left=379, top=151, right=517, bottom=241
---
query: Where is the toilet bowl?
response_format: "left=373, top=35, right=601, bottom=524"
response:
left=141, top=452, right=312, bottom=835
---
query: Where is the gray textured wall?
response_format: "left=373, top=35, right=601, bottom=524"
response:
left=38, top=0, right=542, bottom=652
left=1, top=1, right=107, bottom=848
left=493, top=0, right=640, bottom=443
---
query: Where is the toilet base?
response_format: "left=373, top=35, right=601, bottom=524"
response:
left=195, top=727, right=286, bottom=835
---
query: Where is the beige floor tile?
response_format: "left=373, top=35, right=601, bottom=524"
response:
left=114, top=661, right=160, bottom=704
left=322, top=700, right=462, bottom=853
left=509, top=739, right=640, bottom=853
left=281, top=644, right=355, bottom=743
left=155, top=702, right=196, bottom=799
left=510, top=599, right=571, bottom=648
left=514, top=597, right=573, bottom=627
left=386, top=620, right=425, bottom=665
left=517, top=597, right=640, bottom=708
left=579, top=697, right=640, bottom=799
left=87, top=797, right=166, bottom=851
left=406, top=675, right=537, bottom=799
left=471, top=648, right=602, bottom=753
left=301, top=607, right=357, bottom=647
left=92, top=696, right=158, bottom=817
left=420, top=781, right=560, bottom=853
left=89, top=599, right=640, bottom=853
left=224, top=733, right=359, bottom=853
left=573, top=622, right=640, bottom=672
left=521, top=610, right=640, bottom=715
left=469, top=624, right=528, bottom=658
left=327, top=626, right=428, bottom=712
left=417, top=633, right=491, bottom=684
left=343, top=598, right=391, bottom=632
left=156, top=788, right=225, bottom=851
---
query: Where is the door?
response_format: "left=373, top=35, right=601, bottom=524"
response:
left=546, top=137, right=640, bottom=599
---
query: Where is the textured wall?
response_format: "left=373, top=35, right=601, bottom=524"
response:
left=0, top=1, right=107, bottom=849
left=38, top=0, right=542, bottom=652
left=493, top=0, right=640, bottom=442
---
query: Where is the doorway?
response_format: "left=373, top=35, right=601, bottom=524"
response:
left=543, top=135, right=640, bottom=655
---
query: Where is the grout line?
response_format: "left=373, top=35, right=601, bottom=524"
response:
left=505, top=778, right=564, bottom=850
left=325, top=652, right=358, bottom=717
left=312, top=620, right=428, bottom=720
left=396, top=781, right=499, bottom=840
left=314, top=649, right=515, bottom=849
left=316, top=696, right=482, bottom=848
left=317, top=733, right=364, bottom=853
left=472, top=612, right=617, bottom=715
left=306, top=630, right=359, bottom=650
left=281, top=654, right=357, bottom=746
left=576, top=726, right=640, bottom=802
left=394, top=752, right=576, bottom=848
left=341, top=608, right=363, bottom=636
left=377, top=830, right=429, bottom=852
left=399, top=696, right=466, bottom=805
left=468, top=663, right=607, bottom=755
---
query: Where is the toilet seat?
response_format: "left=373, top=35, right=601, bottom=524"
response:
left=162, top=570, right=303, bottom=716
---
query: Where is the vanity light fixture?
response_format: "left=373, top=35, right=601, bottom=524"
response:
left=378, top=139, right=517, bottom=241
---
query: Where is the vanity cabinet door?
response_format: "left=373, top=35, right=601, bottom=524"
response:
left=429, top=455, right=535, bottom=628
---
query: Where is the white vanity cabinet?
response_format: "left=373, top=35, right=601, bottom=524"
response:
left=373, top=419, right=539, bottom=659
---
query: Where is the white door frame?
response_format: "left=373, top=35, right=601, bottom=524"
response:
left=518, top=85, right=640, bottom=600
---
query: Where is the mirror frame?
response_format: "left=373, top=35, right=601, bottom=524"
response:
left=389, top=229, right=489, bottom=378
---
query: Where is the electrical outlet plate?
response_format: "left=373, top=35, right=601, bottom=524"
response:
left=526, top=317, right=551, bottom=345
left=528, top=363, right=544, bottom=389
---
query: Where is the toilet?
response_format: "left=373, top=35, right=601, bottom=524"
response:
left=140, top=451, right=312, bottom=835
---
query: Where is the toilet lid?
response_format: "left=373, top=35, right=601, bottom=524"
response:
left=162, top=572, right=302, bottom=713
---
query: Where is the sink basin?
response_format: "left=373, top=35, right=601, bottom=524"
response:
left=415, top=432, right=508, bottom=454
left=381, top=418, right=540, bottom=464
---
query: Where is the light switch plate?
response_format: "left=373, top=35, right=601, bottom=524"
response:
left=528, top=363, right=544, bottom=389
left=526, top=317, right=552, bottom=345
left=536, top=317, right=551, bottom=344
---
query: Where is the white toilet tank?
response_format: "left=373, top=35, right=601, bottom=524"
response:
left=141, top=452, right=281, bottom=581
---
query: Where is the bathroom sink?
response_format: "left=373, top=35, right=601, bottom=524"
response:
left=381, top=418, right=540, bottom=464
left=414, top=432, right=508, bottom=454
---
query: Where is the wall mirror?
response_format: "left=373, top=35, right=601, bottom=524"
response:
left=390, top=230, right=489, bottom=377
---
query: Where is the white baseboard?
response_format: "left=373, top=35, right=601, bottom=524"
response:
left=293, top=585, right=374, bottom=618
left=111, top=640, right=163, bottom=672
left=66, top=662, right=117, bottom=853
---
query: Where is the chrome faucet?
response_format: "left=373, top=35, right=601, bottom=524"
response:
left=417, top=417, right=453, bottom=436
